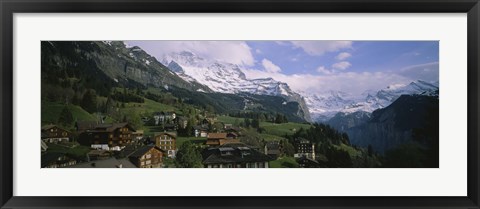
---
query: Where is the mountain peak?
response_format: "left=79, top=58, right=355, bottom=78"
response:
left=304, top=80, right=439, bottom=122
left=179, top=50, right=196, bottom=57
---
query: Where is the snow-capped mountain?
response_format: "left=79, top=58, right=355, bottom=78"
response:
left=161, top=51, right=312, bottom=121
left=304, top=80, right=439, bottom=121
left=162, top=51, right=296, bottom=96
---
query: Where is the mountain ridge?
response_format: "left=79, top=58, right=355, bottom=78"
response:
left=304, top=80, right=439, bottom=121
left=161, top=51, right=312, bottom=122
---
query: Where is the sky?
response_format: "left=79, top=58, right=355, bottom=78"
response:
left=125, top=41, right=439, bottom=95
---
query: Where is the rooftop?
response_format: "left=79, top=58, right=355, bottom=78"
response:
left=129, top=145, right=163, bottom=158
left=207, top=133, right=227, bottom=139
left=66, top=157, right=136, bottom=168
left=202, top=143, right=272, bottom=164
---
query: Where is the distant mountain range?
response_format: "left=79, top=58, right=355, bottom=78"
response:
left=303, top=80, right=439, bottom=121
left=331, top=94, right=439, bottom=153
left=161, top=51, right=312, bottom=122
left=161, top=50, right=439, bottom=123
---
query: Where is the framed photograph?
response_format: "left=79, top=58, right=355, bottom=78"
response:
left=1, top=0, right=479, bottom=208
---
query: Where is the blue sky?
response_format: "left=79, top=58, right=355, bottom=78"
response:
left=126, top=40, right=439, bottom=95
left=246, top=41, right=438, bottom=75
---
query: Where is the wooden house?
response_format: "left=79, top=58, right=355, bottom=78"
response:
left=41, top=152, right=77, bottom=168
left=293, top=138, right=315, bottom=160
left=77, top=122, right=136, bottom=151
left=264, top=141, right=284, bottom=159
left=132, top=130, right=144, bottom=140
left=206, top=133, right=240, bottom=147
left=176, top=116, right=188, bottom=129
left=297, top=156, right=321, bottom=168
left=154, top=132, right=177, bottom=158
left=67, top=157, right=136, bottom=168
left=128, top=145, right=164, bottom=168
left=41, top=125, right=71, bottom=144
left=75, top=121, right=98, bottom=132
left=206, top=133, right=227, bottom=146
left=202, top=143, right=272, bottom=168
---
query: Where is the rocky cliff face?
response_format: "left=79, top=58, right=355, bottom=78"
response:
left=44, top=41, right=211, bottom=92
left=345, top=94, right=439, bottom=153
left=327, top=111, right=371, bottom=133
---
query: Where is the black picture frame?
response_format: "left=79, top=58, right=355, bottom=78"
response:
left=1, top=0, right=479, bottom=208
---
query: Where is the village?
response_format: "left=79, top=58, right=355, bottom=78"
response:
left=41, top=111, right=320, bottom=168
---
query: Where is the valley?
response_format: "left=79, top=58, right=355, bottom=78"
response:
left=40, top=41, right=439, bottom=168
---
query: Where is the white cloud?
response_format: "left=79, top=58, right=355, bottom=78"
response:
left=255, top=49, right=262, bottom=54
left=125, top=41, right=255, bottom=66
left=289, top=41, right=352, bottom=56
left=335, top=52, right=351, bottom=60
left=316, top=66, right=333, bottom=75
left=242, top=68, right=411, bottom=95
left=261, top=59, right=282, bottom=73
left=398, top=62, right=439, bottom=82
left=243, top=62, right=438, bottom=96
left=332, top=61, right=352, bottom=70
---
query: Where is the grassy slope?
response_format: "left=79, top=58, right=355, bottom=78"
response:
left=269, top=156, right=299, bottom=168
left=176, top=137, right=207, bottom=148
left=334, top=143, right=363, bottom=159
left=120, top=98, right=176, bottom=115
left=261, top=122, right=312, bottom=137
left=41, top=101, right=96, bottom=127
left=217, top=115, right=240, bottom=125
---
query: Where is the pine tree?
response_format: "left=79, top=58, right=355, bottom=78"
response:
left=175, top=142, right=203, bottom=168
left=251, top=118, right=260, bottom=129
left=244, top=118, right=251, bottom=128
left=58, top=106, right=74, bottom=127
left=80, top=89, right=97, bottom=113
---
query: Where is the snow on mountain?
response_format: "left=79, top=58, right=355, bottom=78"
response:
left=304, top=80, right=439, bottom=121
left=162, top=51, right=312, bottom=122
left=161, top=51, right=437, bottom=123
left=161, top=51, right=298, bottom=97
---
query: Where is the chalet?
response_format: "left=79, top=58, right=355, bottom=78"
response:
left=224, top=124, right=233, bottom=130
left=153, top=112, right=165, bottom=125
left=264, top=141, right=283, bottom=159
left=206, top=133, right=226, bottom=146
left=87, top=150, right=111, bottom=161
left=67, top=157, right=136, bottom=168
left=77, top=122, right=136, bottom=151
left=41, top=125, right=71, bottom=143
left=202, top=143, right=272, bottom=168
left=206, top=133, right=240, bottom=147
left=128, top=145, right=164, bottom=168
left=200, top=130, right=208, bottom=137
left=194, top=126, right=208, bottom=137
left=225, top=127, right=242, bottom=135
left=154, top=132, right=177, bottom=158
left=75, top=121, right=99, bottom=132
left=297, top=156, right=321, bottom=168
left=41, top=152, right=77, bottom=168
left=176, top=116, right=188, bottom=129
left=132, top=130, right=144, bottom=140
left=294, top=138, right=315, bottom=160
left=226, top=132, right=238, bottom=139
